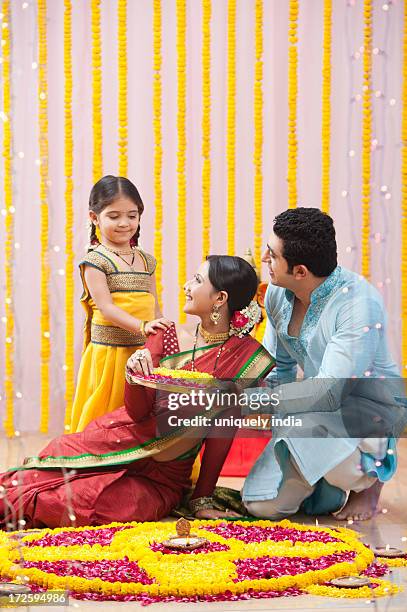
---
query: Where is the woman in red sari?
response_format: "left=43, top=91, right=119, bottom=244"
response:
left=0, top=256, right=273, bottom=529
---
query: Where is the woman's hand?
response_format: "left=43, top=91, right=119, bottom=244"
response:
left=144, top=318, right=172, bottom=336
left=127, top=349, right=154, bottom=377
left=194, top=508, right=243, bottom=520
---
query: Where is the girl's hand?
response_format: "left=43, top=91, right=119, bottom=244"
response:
left=144, top=318, right=173, bottom=335
left=127, top=349, right=154, bottom=377
left=193, top=508, right=243, bottom=520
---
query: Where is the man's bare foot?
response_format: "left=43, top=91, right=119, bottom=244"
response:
left=334, top=481, right=384, bottom=521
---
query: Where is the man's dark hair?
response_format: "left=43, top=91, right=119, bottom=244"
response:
left=273, top=207, right=337, bottom=277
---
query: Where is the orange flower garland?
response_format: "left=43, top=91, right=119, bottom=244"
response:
left=321, top=0, right=332, bottom=214
left=118, top=0, right=128, bottom=176
left=92, top=0, right=102, bottom=182
left=361, top=0, right=372, bottom=280
left=63, top=0, right=75, bottom=429
left=287, top=0, right=298, bottom=209
left=38, top=0, right=50, bottom=433
left=227, top=0, right=236, bottom=255
left=153, top=0, right=163, bottom=305
left=401, top=0, right=407, bottom=376
left=202, top=0, right=211, bottom=260
left=253, top=0, right=263, bottom=269
left=177, top=0, right=187, bottom=323
left=2, top=0, right=14, bottom=437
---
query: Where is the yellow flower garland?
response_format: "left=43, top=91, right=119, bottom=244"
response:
left=401, top=0, right=407, bottom=376
left=151, top=367, right=214, bottom=380
left=38, top=0, right=50, bottom=433
left=153, top=0, right=163, bottom=305
left=63, top=0, right=75, bottom=430
left=202, top=0, right=211, bottom=260
left=0, top=519, right=399, bottom=599
left=177, top=0, right=187, bottom=323
left=321, top=0, right=332, bottom=214
left=377, top=556, right=407, bottom=568
left=305, top=578, right=400, bottom=599
left=253, top=0, right=263, bottom=269
left=118, top=0, right=128, bottom=176
left=2, top=0, right=14, bottom=437
left=92, top=0, right=102, bottom=182
left=227, top=0, right=236, bottom=255
left=361, top=0, right=372, bottom=280
left=287, top=0, right=298, bottom=209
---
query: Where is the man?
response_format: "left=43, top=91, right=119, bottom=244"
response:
left=242, top=208, right=405, bottom=521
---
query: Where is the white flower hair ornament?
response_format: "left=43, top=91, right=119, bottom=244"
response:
left=229, top=300, right=262, bottom=338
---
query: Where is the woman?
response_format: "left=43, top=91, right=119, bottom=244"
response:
left=0, top=256, right=274, bottom=529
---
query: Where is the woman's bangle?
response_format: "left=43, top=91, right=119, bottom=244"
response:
left=140, top=320, right=147, bottom=335
left=189, top=496, right=215, bottom=514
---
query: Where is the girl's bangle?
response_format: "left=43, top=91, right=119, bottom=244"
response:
left=140, top=321, right=147, bottom=335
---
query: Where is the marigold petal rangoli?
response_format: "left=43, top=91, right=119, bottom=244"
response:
left=0, top=519, right=402, bottom=604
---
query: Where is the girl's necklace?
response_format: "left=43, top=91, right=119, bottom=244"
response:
left=102, top=244, right=137, bottom=269
left=190, top=324, right=230, bottom=375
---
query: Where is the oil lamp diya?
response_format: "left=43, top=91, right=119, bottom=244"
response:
left=160, top=518, right=208, bottom=551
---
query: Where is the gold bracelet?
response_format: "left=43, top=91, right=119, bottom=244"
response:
left=140, top=320, right=147, bottom=336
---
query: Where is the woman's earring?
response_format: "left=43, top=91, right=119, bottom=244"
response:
left=210, top=304, right=221, bottom=325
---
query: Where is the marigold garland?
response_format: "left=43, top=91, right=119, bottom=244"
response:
left=177, top=0, right=187, bottom=323
left=401, top=0, right=407, bottom=376
left=287, top=0, right=298, bottom=209
left=305, top=578, right=400, bottom=599
left=2, top=0, right=14, bottom=437
left=321, top=0, right=332, bottom=214
left=227, top=0, right=236, bottom=255
left=201, top=0, right=211, bottom=260
left=38, top=0, right=50, bottom=433
left=377, top=555, right=407, bottom=568
left=118, top=0, right=128, bottom=176
left=253, top=0, right=263, bottom=269
left=153, top=0, right=163, bottom=305
left=361, top=0, right=372, bottom=280
left=63, top=0, right=75, bottom=430
left=0, top=519, right=402, bottom=601
left=92, top=0, right=102, bottom=182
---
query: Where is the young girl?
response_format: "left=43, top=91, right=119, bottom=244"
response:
left=69, top=175, right=171, bottom=433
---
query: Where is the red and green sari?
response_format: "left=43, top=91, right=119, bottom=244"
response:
left=0, top=325, right=273, bottom=529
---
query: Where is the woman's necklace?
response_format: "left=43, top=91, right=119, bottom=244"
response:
left=198, top=323, right=229, bottom=344
left=101, top=244, right=137, bottom=269
left=190, top=324, right=230, bottom=375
